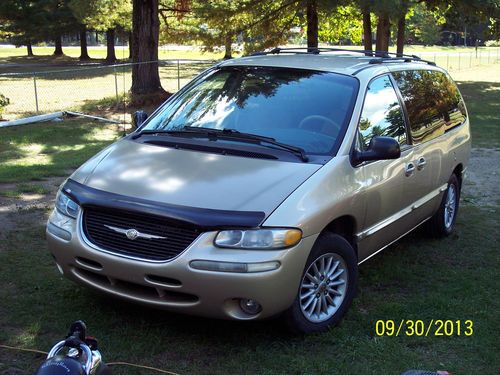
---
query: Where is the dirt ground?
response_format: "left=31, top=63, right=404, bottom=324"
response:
left=462, top=148, right=500, bottom=208
left=0, top=177, right=62, bottom=241
left=0, top=148, right=498, bottom=241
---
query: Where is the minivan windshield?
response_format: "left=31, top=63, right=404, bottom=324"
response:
left=142, top=66, right=359, bottom=155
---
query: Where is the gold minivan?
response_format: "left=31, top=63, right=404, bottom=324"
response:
left=47, top=49, right=470, bottom=333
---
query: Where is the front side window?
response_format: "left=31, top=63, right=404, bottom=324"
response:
left=392, top=70, right=467, bottom=144
left=358, top=75, right=407, bottom=150
left=142, top=67, right=359, bottom=155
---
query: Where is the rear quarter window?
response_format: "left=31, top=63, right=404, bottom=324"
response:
left=392, top=70, right=467, bottom=144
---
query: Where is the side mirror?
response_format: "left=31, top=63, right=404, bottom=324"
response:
left=351, top=136, right=401, bottom=166
left=132, top=110, right=148, bottom=129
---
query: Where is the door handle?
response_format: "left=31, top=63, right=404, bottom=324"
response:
left=417, top=157, right=426, bottom=170
left=405, top=162, right=415, bottom=176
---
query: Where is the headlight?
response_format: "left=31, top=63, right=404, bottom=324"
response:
left=214, top=228, right=302, bottom=249
left=55, top=190, right=80, bottom=219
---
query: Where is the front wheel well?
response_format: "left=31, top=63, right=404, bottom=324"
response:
left=321, top=215, right=357, bottom=255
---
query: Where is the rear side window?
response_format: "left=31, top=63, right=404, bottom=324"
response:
left=392, top=70, right=467, bottom=144
left=358, top=75, right=407, bottom=150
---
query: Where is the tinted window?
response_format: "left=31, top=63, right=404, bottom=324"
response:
left=392, top=70, right=467, bottom=144
left=358, top=75, right=407, bottom=150
left=143, top=67, right=359, bottom=155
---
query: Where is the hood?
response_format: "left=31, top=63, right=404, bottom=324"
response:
left=70, top=139, right=321, bottom=215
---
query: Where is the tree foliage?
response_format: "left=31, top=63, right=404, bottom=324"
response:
left=406, top=2, right=445, bottom=45
left=318, top=5, right=364, bottom=44
left=0, top=0, right=48, bottom=51
left=69, top=0, right=131, bottom=32
left=158, top=0, right=303, bottom=57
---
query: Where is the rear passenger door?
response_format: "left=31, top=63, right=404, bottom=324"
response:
left=391, top=69, right=468, bottom=225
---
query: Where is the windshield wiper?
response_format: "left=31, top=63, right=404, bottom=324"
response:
left=182, top=127, right=308, bottom=162
left=130, top=127, right=207, bottom=139
left=132, top=126, right=309, bottom=162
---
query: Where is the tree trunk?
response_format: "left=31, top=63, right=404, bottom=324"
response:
left=131, top=0, right=164, bottom=96
left=106, top=28, right=117, bottom=62
left=53, top=35, right=63, bottom=56
left=306, top=0, right=318, bottom=50
left=362, top=9, right=372, bottom=53
left=375, top=14, right=390, bottom=54
left=223, top=34, right=232, bottom=59
left=396, top=14, right=406, bottom=55
left=79, top=27, right=90, bottom=60
left=95, top=31, right=99, bottom=44
left=27, top=42, right=33, bottom=57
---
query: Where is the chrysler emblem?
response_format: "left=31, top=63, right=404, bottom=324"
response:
left=126, top=229, right=139, bottom=240
left=104, top=225, right=167, bottom=240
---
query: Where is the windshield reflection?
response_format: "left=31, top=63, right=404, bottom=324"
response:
left=144, top=67, right=358, bottom=155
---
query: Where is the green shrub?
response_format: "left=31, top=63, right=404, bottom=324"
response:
left=0, top=93, right=10, bottom=116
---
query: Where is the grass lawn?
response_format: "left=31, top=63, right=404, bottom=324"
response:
left=0, top=65, right=499, bottom=374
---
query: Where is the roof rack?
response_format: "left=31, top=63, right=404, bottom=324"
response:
left=250, top=47, right=436, bottom=66
left=369, top=57, right=436, bottom=66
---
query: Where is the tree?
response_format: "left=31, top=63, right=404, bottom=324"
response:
left=318, top=5, right=364, bottom=45
left=131, top=0, right=165, bottom=97
left=159, top=0, right=301, bottom=58
left=70, top=0, right=132, bottom=62
left=395, top=0, right=409, bottom=54
left=359, top=0, right=373, bottom=51
left=79, top=25, right=90, bottom=60
left=42, top=0, right=79, bottom=56
left=0, top=0, right=47, bottom=56
left=371, top=0, right=402, bottom=53
left=306, top=0, right=318, bottom=49
left=406, top=2, right=444, bottom=46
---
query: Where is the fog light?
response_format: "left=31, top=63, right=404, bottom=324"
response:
left=189, top=260, right=280, bottom=273
left=239, top=299, right=262, bottom=315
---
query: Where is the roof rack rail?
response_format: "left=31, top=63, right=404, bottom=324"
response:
left=368, top=57, right=436, bottom=66
left=250, top=47, right=422, bottom=60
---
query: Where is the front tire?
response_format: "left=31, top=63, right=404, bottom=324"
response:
left=283, top=233, right=358, bottom=334
left=426, top=174, right=460, bottom=237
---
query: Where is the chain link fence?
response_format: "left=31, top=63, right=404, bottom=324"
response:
left=0, top=59, right=215, bottom=121
left=414, top=49, right=500, bottom=71
left=0, top=50, right=499, bottom=122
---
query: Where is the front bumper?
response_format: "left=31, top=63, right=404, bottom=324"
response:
left=46, top=210, right=317, bottom=320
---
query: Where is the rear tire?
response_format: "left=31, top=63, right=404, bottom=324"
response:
left=426, top=174, right=460, bottom=237
left=283, top=233, right=358, bottom=334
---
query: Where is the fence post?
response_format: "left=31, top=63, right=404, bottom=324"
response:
left=177, top=59, right=180, bottom=91
left=113, top=67, right=119, bottom=105
left=33, top=72, right=39, bottom=114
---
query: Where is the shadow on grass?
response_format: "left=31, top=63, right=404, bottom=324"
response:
left=0, top=119, right=120, bottom=183
left=456, top=80, right=500, bottom=148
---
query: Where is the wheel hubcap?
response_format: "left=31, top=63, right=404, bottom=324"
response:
left=299, top=253, right=348, bottom=323
left=444, top=184, right=456, bottom=229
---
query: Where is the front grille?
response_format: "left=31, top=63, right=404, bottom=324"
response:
left=82, top=207, right=200, bottom=261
